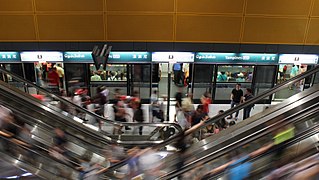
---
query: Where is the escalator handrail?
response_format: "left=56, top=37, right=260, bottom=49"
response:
left=103, top=66, right=319, bottom=174
left=204, top=125, right=319, bottom=180
left=0, top=67, right=183, bottom=133
left=0, top=134, right=80, bottom=176
left=161, top=103, right=319, bottom=179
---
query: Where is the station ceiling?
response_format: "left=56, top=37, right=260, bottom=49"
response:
left=0, top=0, right=319, bottom=45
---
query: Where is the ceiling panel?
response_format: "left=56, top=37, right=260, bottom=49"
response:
left=35, top=0, right=103, bottom=11
left=312, top=0, right=319, bottom=16
left=176, top=15, right=242, bottom=42
left=177, top=0, right=245, bottom=14
left=37, top=15, right=104, bottom=40
left=306, top=18, right=319, bottom=44
left=0, top=15, right=36, bottom=40
left=0, top=0, right=33, bottom=11
left=107, top=14, right=174, bottom=41
left=106, top=0, right=174, bottom=12
left=246, top=0, right=312, bottom=16
left=243, top=17, right=307, bottom=44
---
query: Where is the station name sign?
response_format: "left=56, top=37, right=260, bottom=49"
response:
left=0, top=52, right=20, bottom=62
left=195, top=53, right=278, bottom=64
left=63, top=51, right=151, bottom=63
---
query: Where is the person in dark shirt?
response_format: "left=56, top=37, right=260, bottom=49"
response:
left=216, top=110, right=228, bottom=130
left=191, top=105, right=206, bottom=127
left=243, top=88, right=254, bottom=120
left=227, top=83, right=244, bottom=121
left=175, top=88, right=184, bottom=108
left=132, top=101, right=144, bottom=135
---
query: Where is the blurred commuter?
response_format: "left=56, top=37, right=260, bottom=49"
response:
left=191, top=105, right=207, bottom=127
left=151, top=91, right=164, bottom=123
left=203, top=124, right=217, bottom=138
left=90, top=71, right=102, bottom=81
left=92, top=86, right=107, bottom=117
left=173, top=63, right=183, bottom=86
left=77, top=153, right=99, bottom=180
left=217, top=71, right=228, bottom=82
left=243, top=88, right=254, bottom=120
left=113, top=100, right=131, bottom=134
left=55, top=64, right=64, bottom=88
left=227, top=83, right=243, bottom=121
left=175, top=105, right=190, bottom=130
left=203, top=144, right=273, bottom=180
left=272, top=125, right=295, bottom=168
left=47, top=67, right=61, bottom=94
left=182, top=93, right=195, bottom=113
left=35, top=63, right=43, bottom=87
left=201, top=92, right=212, bottom=115
left=132, top=101, right=144, bottom=135
left=289, top=65, right=299, bottom=90
left=175, top=87, right=184, bottom=109
left=216, top=110, right=228, bottom=130
left=49, top=127, right=70, bottom=163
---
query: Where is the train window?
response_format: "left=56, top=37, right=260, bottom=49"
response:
left=214, top=65, right=254, bottom=102
left=217, top=65, right=254, bottom=83
left=89, top=64, right=127, bottom=81
left=277, top=64, right=307, bottom=84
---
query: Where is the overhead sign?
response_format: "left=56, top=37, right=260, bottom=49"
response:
left=63, top=52, right=92, bottom=63
left=0, top=52, right=20, bottom=62
left=195, top=53, right=278, bottom=64
left=279, top=54, right=318, bottom=64
left=20, top=51, right=63, bottom=62
left=108, top=52, right=151, bottom=63
left=63, top=51, right=151, bottom=63
left=152, top=52, right=194, bottom=63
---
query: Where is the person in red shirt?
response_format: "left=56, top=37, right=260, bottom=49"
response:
left=201, top=92, right=212, bottom=115
left=47, top=67, right=60, bottom=94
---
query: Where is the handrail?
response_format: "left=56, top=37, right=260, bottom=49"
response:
left=103, top=65, right=319, bottom=173
left=160, top=103, right=319, bottom=179
left=0, top=67, right=182, bottom=134
left=0, top=134, right=79, bottom=177
left=204, top=125, right=319, bottom=180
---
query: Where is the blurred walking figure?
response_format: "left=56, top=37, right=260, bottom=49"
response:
left=243, top=88, right=254, bottom=120
left=132, top=101, right=144, bottom=135
left=201, top=92, right=212, bottom=115
left=151, top=90, right=164, bottom=122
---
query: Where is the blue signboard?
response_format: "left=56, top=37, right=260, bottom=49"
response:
left=0, top=52, right=20, bottom=62
left=195, top=52, right=278, bottom=64
left=108, top=52, right=151, bottom=63
left=63, top=51, right=151, bottom=63
left=63, top=52, right=92, bottom=63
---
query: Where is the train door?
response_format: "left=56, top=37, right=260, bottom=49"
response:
left=127, top=64, right=151, bottom=103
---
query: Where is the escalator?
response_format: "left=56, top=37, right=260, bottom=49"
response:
left=1, top=65, right=318, bottom=179
left=165, top=103, right=319, bottom=179
left=102, top=66, right=319, bottom=179
left=0, top=67, right=182, bottom=147
left=200, top=118, right=318, bottom=180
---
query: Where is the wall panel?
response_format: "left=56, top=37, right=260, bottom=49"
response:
left=107, top=14, right=174, bottom=41
left=176, top=15, right=242, bottom=42
left=0, top=0, right=33, bottom=12
left=35, top=0, right=103, bottom=11
left=312, top=0, right=319, bottom=16
left=0, top=15, right=36, bottom=40
left=37, top=15, right=104, bottom=40
left=106, top=0, right=174, bottom=12
left=177, top=0, right=244, bottom=14
left=306, top=18, right=319, bottom=44
left=243, top=17, right=307, bottom=44
left=246, top=0, right=312, bottom=16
